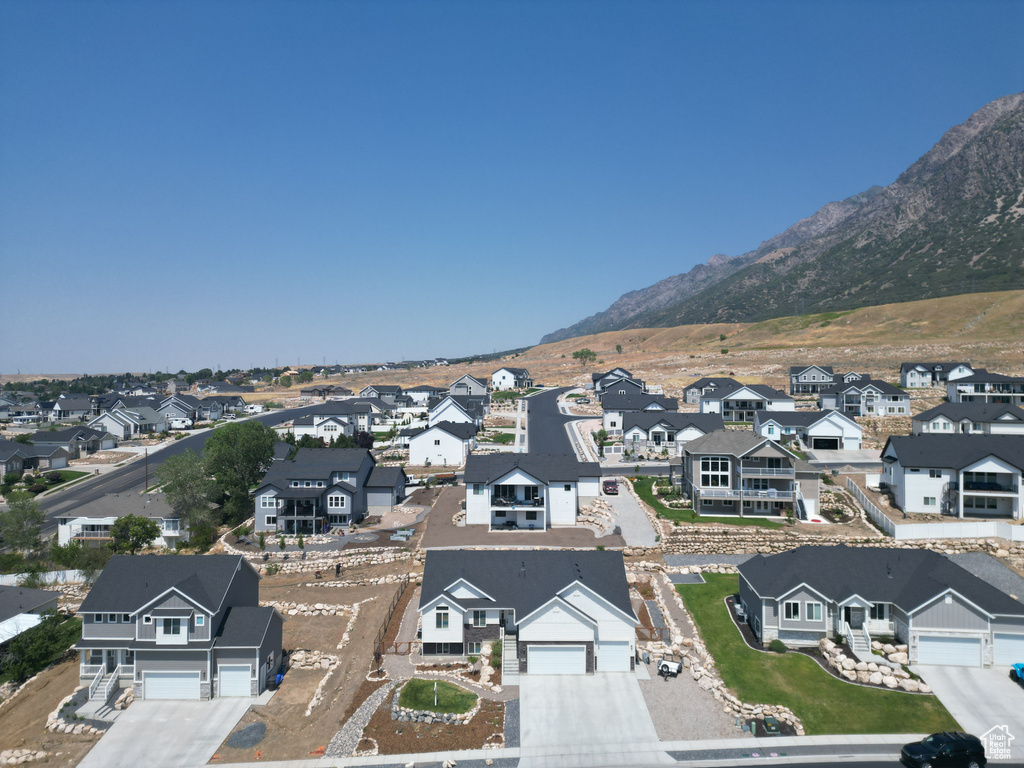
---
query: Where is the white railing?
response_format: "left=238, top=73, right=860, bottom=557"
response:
left=846, top=477, right=1024, bottom=542
left=80, top=664, right=103, bottom=677
left=102, top=665, right=121, bottom=700
left=740, top=464, right=795, bottom=476
left=699, top=488, right=795, bottom=500
left=88, top=668, right=104, bottom=700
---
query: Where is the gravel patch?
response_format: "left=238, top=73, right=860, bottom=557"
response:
left=325, top=680, right=397, bottom=758
left=225, top=722, right=266, bottom=749
left=602, top=488, right=660, bottom=546
left=664, top=554, right=755, bottom=568
left=504, top=695, right=521, bottom=748
left=669, top=573, right=706, bottom=584
left=948, top=552, right=1024, bottom=599
left=645, top=600, right=666, bottom=628
left=638, top=662, right=746, bottom=741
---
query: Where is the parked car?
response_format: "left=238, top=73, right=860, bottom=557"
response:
left=657, top=652, right=682, bottom=679
left=901, top=732, right=986, bottom=768
left=603, top=479, right=618, bottom=495
left=168, top=418, right=193, bottom=430
left=223, top=412, right=237, bottom=419
left=1011, top=662, right=1024, bottom=684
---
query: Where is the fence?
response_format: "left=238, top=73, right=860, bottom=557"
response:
left=846, top=478, right=1024, bottom=542
left=636, top=626, right=671, bottom=643
left=0, top=569, right=87, bottom=586
left=373, top=576, right=412, bottom=659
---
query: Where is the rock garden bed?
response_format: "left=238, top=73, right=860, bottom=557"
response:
left=361, top=693, right=505, bottom=755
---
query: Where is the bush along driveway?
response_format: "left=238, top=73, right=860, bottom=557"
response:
left=676, top=573, right=959, bottom=735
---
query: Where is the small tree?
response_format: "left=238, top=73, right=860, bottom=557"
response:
left=571, top=348, right=597, bottom=366
left=278, top=536, right=286, bottom=551
left=109, top=514, right=161, bottom=555
left=0, top=492, right=45, bottom=553
left=258, top=533, right=266, bottom=551
left=356, top=431, right=374, bottom=449
left=297, top=534, right=304, bottom=552
left=615, top=344, right=622, bottom=354
left=596, top=428, right=608, bottom=457
left=279, top=375, right=292, bottom=388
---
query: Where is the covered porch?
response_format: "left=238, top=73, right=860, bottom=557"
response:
left=488, top=483, right=548, bottom=531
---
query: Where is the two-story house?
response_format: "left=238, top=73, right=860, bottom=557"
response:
left=601, top=393, right=677, bottom=435
left=818, top=379, right=909, bottom=417
left=418, top=550, right=637, bottom=674
left=56, top=493, right=187, bottom=549
left=404, top=385, right=447, bottom=407
left=29, top=426, right=117, bottom=460
left=789, top=366, right=835, bottom=395
left=753, top=410, right=863, bottom=451
left=679, top=430, right=820, bottom=518
left=449, top=375, right=488, bottom=397
left=912, top=403, right=1024, bottom=436
left=490, top=367, right=533, bottom=391
left=463, top=453, right=601, bottom=531
left=592, top=368, right=644, bottom=397
left=76, top=555, right=283, bottom=700
left=683, top=377, right=740, bottom=405
left=359, top=385, right=403, bottom=404
left=409, top=421, right=478, bottom=467
left=428, top=395, right=488, bottom=428
left=899, top=362, right=974, bottom=388
left=946, top=371, right=1024, bottom=406
left=699, top=384, right=795, bottom=423
left=881, top=434, right=1024, bottom=519
left=621, top=412, right=724, bottom=455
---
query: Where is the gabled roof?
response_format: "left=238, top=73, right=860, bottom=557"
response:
left=0, top=440, right=30, bottom=462
left=684, top=377, right=740, bottom=392
left=463, top=453, right=600, bottom=484
left=367, top=465, right=407, bottom=488
left=622, top=412, right=724, bottom=433
left=79, top=555, right=249, bottom=613
left=703, top=383, right=792, bottom=402
left=419, top=550, right=633, bottom=622
left=682, top=429, right=794, bottom=459
left=0, top=585, right=58, bottom=624
left=258, top=448, right=373, bottom=488
left=949, top=370, right=1024, bottom=384
left=214, top=606, right=281, bottom=648
left=493, top=367, right=529, bottom=377
left=405, top=384, right=446, bottom=393
left=882, top=434, right=1024, bottom=471
left=362, top=385, right=403, bottom=394
left=601, top=393, right=677, bottom=412
left=753, top=409, right=859, bottom=430
left=819, top=378, right=906, bottom=396
left=592, top=368, right=632, bottom=383
left=418, top=421, right=478, bottom=440
left=912, top=402, right=1024, bottom=423
left=450, top=374, right=487, bottom=388
left=900, top=362, right=973, bottom=374
left=789, top=365, right=834, bottom=376
left=739, top=545, right=1024, bottom=618
left=30, top=426, right=107, bottom=445
left=56, top=492, right=178, bottom=521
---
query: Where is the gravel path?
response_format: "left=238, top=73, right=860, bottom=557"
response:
left=603, top=488, right=660, bottom=546
left=948, top=552, right=1024, bottom=599
left=645, top=599, right=666, bottom=629
left=664, top=554, right=755, bottom=567
left=504, top=696, right=521, bottom=748
left=652, top=574, right=690, bottom=636
left=638, top=661, right=748, bottom=741
left=325, top=680, right=397, bottom=757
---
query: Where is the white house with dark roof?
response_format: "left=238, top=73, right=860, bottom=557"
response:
left=738, top=544, right=1024, bottom=666
left=818, top=379, right=909, bottom=417
left=491, top=367, right=532, bottom=391
left=0, top=585, right=59, bottom=647
left=57, top=493, right=187, bottom=548
left=88, top=405, right=167, bottom=439
left=946, top=371, right=1024, bottom=406
left=404, top=384, right=447, bottom=407
left=601, top=393, right=677, bottom=434
left=418, top=550, right=637, bottom=673
left=881, top=434, right=1024, bottom=519
left=29, top=426, right=117, bottom=459
left=428, top=395, right=488, bottom=428
left=699, top=384, right=795, bottom=423
left=409, top=421, right=477, bottom=467
left=683, top=377, right=741, bottom=405
left=753, top=410, right=863, bottom=450
left=291, top=414, right=355, bottom=442
left=463, top=453, right=601, bottom=530
left=899, top=362, right=974, bottom=388
left=621, top=412, right=725, bottom=455
left=76, top=554, right=283, bottom=700
left=359, top=385, right=402, bottom=404
left=912, top=403, right=1024, bottom=436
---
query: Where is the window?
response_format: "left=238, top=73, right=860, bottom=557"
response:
left=700, top=456, right=730, bottom=488
left=261, top=496, right=277, bottom=508
left=265, top=515, right=276, bottom=527
left=495, top=509, right=506, bottom=517
left=767, top=426, right=774, bottom=435
left=143, top=615, right=152, bottom=624
left=467, top=642, right=482, bottom=654
left=435, top=607, right=449, bottom=630
left=472, top=610, right=486, bottom=627
left=122, top=614, right=130, bottom=623
left=869, top=603, right=888, bottom=620
left=316, top=481, right=324, bottom=488
left=473, top=484, right=483, bottom=496
left=609, top=421, right=617, bottom=428
left=783, top=601, right=800, bottom=620
left=304, top=481, right=311, bottom=487
left=163, top=618, right=182, bottom=635
left=806, top=603, right=822, bottom=622
left=526, top=510, right=538, bottom=520
left=701, top=499, right=714, bottom=506
left=328, top=495, right=346, bottom=508
left=96, top=614, right=105, bottom=624
left=723, top=500, right=733, bottom=507
left=923, top=497, right=936, bottom=507
left=929, top=469, right=941, bottom=478
left=195, top=615, right=205, bottom=627
left=564, top=484, right=571, bottom=491
left=435, top=439, right=440, bottom=446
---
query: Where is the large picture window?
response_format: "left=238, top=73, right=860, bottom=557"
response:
left=700, top=456, right=730, bottom=488
left=435, top=607, right=449, bottom=630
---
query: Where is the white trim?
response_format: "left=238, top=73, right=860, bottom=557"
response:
left=556, top=579, right=639, bottom=624
left=518, top=595, right=598, bottom=628
left=442, top=578, right=495, bottom=602
left=907, top=587, right=995, bottom=620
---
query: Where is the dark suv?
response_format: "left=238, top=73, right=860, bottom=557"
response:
left=901, top=732, right=986, bottom=768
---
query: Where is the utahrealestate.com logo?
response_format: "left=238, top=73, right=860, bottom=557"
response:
left=981, top=725, right=1014, bottom=760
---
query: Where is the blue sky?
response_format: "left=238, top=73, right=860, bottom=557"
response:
left=2, top=0, right=1022, bottom=374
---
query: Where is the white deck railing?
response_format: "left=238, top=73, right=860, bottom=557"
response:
left=88, top=668, right=104, bottom=700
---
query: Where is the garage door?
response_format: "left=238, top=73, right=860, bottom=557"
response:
left=918, top=635, right=982, bottom=666
left=144, top=671, right=200, bottom=700
left=218, top=665, right=252, bottom=697
left=811, top=438, right=839, bottom=450
left=597, top=641, right=631, bottom=672
left=994, top=633, right=1024, bottom=666
left=527, top=645, right=586, bottom=675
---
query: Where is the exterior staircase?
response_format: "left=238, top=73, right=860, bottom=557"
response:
left=846, top=624, right=874, bottom=662
left=501, top=633, right=519, bottom=685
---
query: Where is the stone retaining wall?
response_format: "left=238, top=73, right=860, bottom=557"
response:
left=390, top=684, right=482, bottom=725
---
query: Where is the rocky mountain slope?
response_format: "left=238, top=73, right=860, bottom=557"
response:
left=542, top=91, right=1024, bottom=343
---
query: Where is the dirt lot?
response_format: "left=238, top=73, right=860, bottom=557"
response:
left=0, top=657, right=100, bottom=767
left=362, top=694, right=504, bottom=755
left=211, top=560, right=422, bottom=763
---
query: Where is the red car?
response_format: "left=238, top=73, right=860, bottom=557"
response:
left=603, top=479, right=618, bottom=495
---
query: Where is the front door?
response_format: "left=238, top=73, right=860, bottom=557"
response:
left=845, top=607, right=865, bottom=630
left=105, top=650, right=117, bottom=673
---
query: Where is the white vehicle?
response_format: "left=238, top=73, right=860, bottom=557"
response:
left=657, top=652, right=683, bottom=679
left=169, top=418, right=194, bottom=430
left=244, top=404, right=265, bottom=414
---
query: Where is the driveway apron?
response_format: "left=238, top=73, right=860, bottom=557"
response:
left=914, top=665, right=1024, bottom=746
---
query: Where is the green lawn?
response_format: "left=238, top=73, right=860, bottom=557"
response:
left=676, top=574, right=959, bottom=735
left=398, top=679, right=477, bottom=714
left=480, top=432, right=515, bottom=444
left=631, top=477, right=783, bottom=529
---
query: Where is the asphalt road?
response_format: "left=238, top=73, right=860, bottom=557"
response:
left=37, top=404, right=325, bottom=534
left=525, top=387, right=584, bottom=456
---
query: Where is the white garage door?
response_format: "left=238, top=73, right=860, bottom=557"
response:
left=528, top=645, right=586, bottom=675
left=597, top=641, right=631, bottom=672
left=918, top=635, right=982, bottom=666
left=994, top=633, right=1024, bottom=666
left=144, top=671, right=200, bottom=700
left=218, top=665, right=252, bottom=697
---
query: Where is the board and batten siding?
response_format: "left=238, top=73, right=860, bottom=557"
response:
left=421, top=604, right=465, bottom=644
left=738, top=576, right=759, bottom=621
left=990, top=616, right=1024, bottom=634
left=215, top=649, right=255, bottom=669
left=519, top=602, right=594, bottom=643
left=561, top=587, right=635, bottom=641
left=912, top=593, right=989, bottom=631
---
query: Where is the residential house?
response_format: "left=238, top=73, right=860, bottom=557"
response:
left=596, top=376, right=646, bottom=399
left=788, top=366, right=835, bottom=395
left=428, top=395, right=488, bottom=428
left=47, top=394, right=93, bottom=423
left=738, top=544, right=1024, bottom=666
left=946, top=371, right=1024, bottom=406
left=818, top=379, right=909, bottom=417
left=418, top=550, right=637, bottom=673
left=291, top=414, right=354, bottom=442
left=491, top=367, right=533, bottom=391
left=89, top=406, right=167, bottom=439
left=0, top=586, right=59, bottom=648
left=404, top=385, right=447, bottom=408
left=900, top=362, right=975, bottom=388
left=252, top=448, right=380, bottom=534
left=601, top=393, right=677, bottom=435
left=56, top=493, right=188, bottom=549
left=620, top=412, right=725, bottom=455
left=359, top=385, right=403, bottom=404
left=20, top=444, right=71, bottom=471
left=203, top=395, right=247, bottom=414
left=699, top=384, right=795, bottom=423
left=881, top=435, right=1024, bottom=519
left=365, top=466, right=408, bottom=514
left=753, top=410, right=863, bottom=451
left=0, top=441, right=28, bottom=476
left=592, top=368, right=644, bottom=397
left=678, top=430, right=820, bottom=518
left=29, top=426, right=117, bottom=460
left=683, top=377, right=740, bottom=405
left=449, top=375, right=488, bottom=397
left=912, top=403, right=1024, bottom=436
left=409, top=422, right=477, bottom=467
left=463, top=453, right=601, bottom=531
left=76, top=555, right=283, bottom=700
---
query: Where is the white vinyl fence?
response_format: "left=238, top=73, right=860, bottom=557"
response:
left=0, top=569, right=87, bottom=586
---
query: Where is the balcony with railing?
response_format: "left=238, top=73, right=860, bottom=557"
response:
left=697, top=486, right=795, bottom=500
left=739, top=462, right=794, bottom=476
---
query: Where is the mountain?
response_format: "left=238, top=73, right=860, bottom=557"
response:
left=541, top=91, right=1024, bottom=343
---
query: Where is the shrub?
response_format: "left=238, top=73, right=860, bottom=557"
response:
left=490, top=640, right=502, bottom=667
left=28, top=483, right=47, bottom=494
left=768, top=639, right=787, bottom=653
left=2, top=472, right=21, bottom=485
left=721, top=348, right=729, bottom=355
left=44, top=471, right=62, bottom=482
left=265, top=563, right=280, bottom=576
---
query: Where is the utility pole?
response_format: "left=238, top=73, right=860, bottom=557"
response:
left=145, top=448, right=149, bottom=491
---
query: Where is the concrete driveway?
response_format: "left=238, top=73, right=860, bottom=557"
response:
left=603, top=485, right=659, bottom=546
left=519, top=673, right=670, bottom=767
left=77, top=698, right=253, bottom=768
left=915, top=665, right=1024, bottom=744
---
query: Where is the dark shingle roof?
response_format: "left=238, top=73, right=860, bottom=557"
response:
left=740, top=545, right=1024, bottom=617
left=601, top=393, right=677, bottom=412
left=912, top=402, right=1024, bottom=423
left=0, top=440, right=30, bottom=462
left=56, top=492, right=177, bottom=521
left=363, top=385, right=403, bottom=394
left=463, top=453, right=600, bottom=484
left=79, top=555, right=248, bottom=613
left=950, top=371, right=1024, bottom=384
left=30, top=426, right=106, bottom=445
left=683, top=429, right=789, bottom=457
left=0, top=585, right=58, bottom=623
left=420, top=550, right=635, bottom=622
left=883, top=434, right=1024, bottom=471
left=367, top=466, right=407, bottom=488
left=621, top=412, right=724, bottom=433
left=703, top=383, right=792, bottom=402
left=259, top=448, right=372, bottom=487
left=752, top=410, right=857, bottom=428
left=789, top=366, right=834, bottom=376
left=494, top=367, right=529, bottom=376
left=424, top=421, right=478, bottom=440
left=900, top=362, right=972, bottom=374
left=819, top=378, right=906, bottom=396
left=215, top=606, right=279, bottom=648
left=684, top=377, right=740, bottom=392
